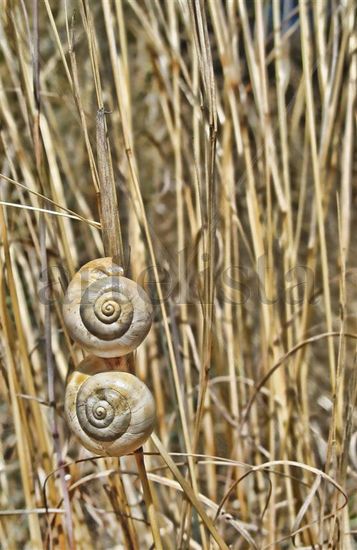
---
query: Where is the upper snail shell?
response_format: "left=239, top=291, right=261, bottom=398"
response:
left=63, top=258, right=153, bottom=357
left=65, top=355, right=156, bottom=456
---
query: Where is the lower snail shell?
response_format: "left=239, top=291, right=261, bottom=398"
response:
left=62, top=258, right=153, bottom=357
left=65, top=355, right=156, bottom=456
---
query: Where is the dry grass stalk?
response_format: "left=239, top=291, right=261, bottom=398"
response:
left=0, top=1, right=356, bottom=548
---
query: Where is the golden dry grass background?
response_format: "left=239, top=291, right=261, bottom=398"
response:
left=0, top=0, right=356, bottom=548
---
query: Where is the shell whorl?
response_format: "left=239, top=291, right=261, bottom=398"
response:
left=65, top=356, right=156, bottom=456
left=63, top=258, right=153, bottom=357
left=80, top=277, right=134, bottom=340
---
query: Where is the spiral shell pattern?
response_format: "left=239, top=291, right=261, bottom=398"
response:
left=65, top=356, right=156, bottom=456
left=63, top=258, right=153, bottom=357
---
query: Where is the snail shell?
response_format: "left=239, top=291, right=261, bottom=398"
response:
left=63, top=258, right=153, bottom=357
left=65, top=355, right=156, bottom=456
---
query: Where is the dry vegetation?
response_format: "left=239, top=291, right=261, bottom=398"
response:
left=0, top=0, right=357, bottom=548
